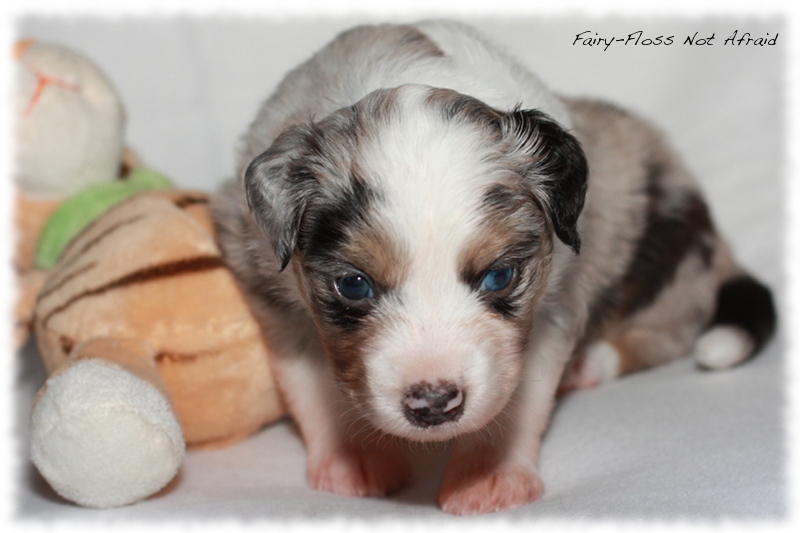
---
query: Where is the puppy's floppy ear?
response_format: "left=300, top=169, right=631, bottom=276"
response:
left=502, top=109, right=588, bottom=254
left=245, top=125, right=319, bottom=271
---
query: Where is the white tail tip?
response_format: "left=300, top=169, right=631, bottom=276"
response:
left=693, top=326, right=755, bottom=370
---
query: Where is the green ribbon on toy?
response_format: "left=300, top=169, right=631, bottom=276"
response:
left=35, top=168, right=172, bottom=269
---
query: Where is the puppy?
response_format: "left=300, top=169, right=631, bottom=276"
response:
left=212, top=20, right=776, bottom=515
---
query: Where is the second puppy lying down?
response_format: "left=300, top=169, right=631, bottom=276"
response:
left=213, top=20, right=776, bottom=515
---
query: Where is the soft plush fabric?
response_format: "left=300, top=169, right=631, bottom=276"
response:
left=13, top=16, right=785, bottom=521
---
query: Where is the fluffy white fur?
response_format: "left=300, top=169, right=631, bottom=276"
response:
left=354, top=87, right=525, bottom=440
left=30, top=359, right=184, bottom=508
left=693, top=326, right=754, bottom=370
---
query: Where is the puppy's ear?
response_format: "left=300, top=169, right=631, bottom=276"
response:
left=502, top=109, right=588, bottom=254
left=245, top=125, right=319, bottom=271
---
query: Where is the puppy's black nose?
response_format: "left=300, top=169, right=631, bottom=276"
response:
left=403, top=381, right=465, bottom=428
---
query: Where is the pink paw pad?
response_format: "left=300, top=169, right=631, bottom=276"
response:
left=308, top=448, right=410, bottom=498
left=438, top=467, right=544, bottom=515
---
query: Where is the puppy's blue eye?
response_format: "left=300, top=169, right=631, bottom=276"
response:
left=480, top=267, right=514, bottom=292
left=335, top=274, right=375, bottom=301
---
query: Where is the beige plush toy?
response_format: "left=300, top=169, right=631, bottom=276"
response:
left=14, top=40, right=285, bottom=508
left=13, top=38, right=126, bottom=347
left=30, top=189, right=285, bottom=508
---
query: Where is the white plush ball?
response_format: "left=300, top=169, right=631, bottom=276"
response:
left=30, top=359, right=185, bottom=508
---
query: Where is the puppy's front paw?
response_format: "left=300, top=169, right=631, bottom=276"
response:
left=308, top=447, right=411, bottom=498
left=437, top=464, right=543, bottom=515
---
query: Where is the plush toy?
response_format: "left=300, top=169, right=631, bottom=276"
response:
left=30, top=189, right=285, bottom=508
left=13, top=38, right=127, bottom=348
left=14, top=41, right=286, bottom=508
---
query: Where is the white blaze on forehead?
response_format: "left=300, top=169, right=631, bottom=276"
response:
left=356, top=86, right=502, bottom=297
left=352, top=87, right=524, bottom=438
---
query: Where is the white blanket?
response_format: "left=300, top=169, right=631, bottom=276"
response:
left=13, top=16, right=785, bottom=522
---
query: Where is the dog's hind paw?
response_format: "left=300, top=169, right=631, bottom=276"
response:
left=559, top=340, right=622, bottom=395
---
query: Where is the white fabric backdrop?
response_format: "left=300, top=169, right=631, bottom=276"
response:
left=13, top=16, right=785, bottom=522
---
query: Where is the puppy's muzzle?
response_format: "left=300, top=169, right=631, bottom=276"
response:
left=402, top=381, right=465, bottom=428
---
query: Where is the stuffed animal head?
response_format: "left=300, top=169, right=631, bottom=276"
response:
left=14, top=39, right=126, bottom=200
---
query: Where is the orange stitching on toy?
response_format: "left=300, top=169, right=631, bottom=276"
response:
left=20, top=61, right=79, bottom=117
left=14, top=40, right=35, bottom=59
